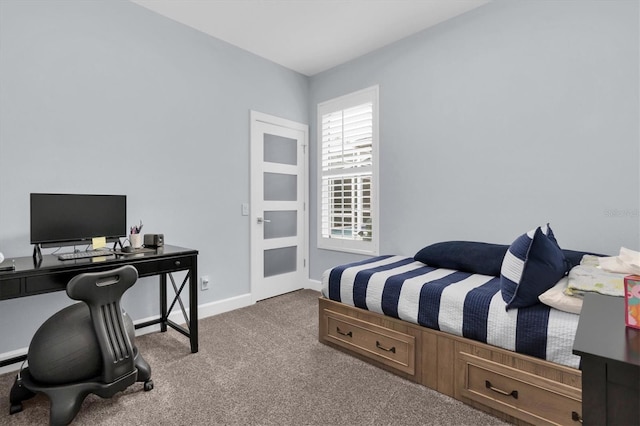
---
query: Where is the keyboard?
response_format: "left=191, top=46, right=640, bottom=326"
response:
left=58, top=250, right=114, bottom=261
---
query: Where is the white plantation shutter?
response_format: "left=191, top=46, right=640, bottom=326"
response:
left=317, top=86, right=379, bottom=255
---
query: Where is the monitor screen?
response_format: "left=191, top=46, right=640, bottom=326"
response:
left=30, top=193, right=127, bottom=246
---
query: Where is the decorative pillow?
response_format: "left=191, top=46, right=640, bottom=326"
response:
left=414, top=241, right=509, bottom=276
left=538, top=277, right=583, bottom=314
left=500, top=224, right=568, bottom=310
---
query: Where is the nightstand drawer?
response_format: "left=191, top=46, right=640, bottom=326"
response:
left=324, top=309, right=415, bottom=375
left=459, top=352, right=582, bottom=425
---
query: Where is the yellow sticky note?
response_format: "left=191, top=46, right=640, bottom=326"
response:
left=92, top=236, right=107, bottom=249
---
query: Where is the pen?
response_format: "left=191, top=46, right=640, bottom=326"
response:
left=130, top=221, right=143, bottom=234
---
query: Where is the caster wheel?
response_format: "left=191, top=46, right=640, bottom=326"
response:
left=143, top=380, right=154, bottom=392
left=10, top=403, right=23, bottom=415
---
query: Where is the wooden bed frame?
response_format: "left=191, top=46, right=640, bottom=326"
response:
left=319, top=297, right=583, bottom=425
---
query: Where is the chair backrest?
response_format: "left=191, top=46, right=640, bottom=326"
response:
left=66, top=265, right=138, bottom=383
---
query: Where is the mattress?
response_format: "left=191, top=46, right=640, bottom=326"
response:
left=322, top=255, right=581, bottom=369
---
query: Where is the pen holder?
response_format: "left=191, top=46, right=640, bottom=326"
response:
left=130, top=234, right=143, bottom=249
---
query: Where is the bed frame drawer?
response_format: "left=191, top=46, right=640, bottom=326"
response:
left=458, top=352, right=582, bottom=425
left=319, top=297, right=583, bottom=426
left=323, top=309, right=415, bottom=375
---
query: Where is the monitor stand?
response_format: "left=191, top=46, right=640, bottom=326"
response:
left=32, top=244, right=43, bottom=264
left=32, top=239, right=124, bottom=264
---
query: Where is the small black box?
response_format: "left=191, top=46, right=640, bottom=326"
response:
left=143, top=234, right=164, bottom=247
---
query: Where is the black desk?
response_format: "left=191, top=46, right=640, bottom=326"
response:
left=573, top=293, right=640, bottom=425
left=0, top=245, right=198, bottom=368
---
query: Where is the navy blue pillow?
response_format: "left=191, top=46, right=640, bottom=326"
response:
left=500, top=225, right=568, bottom=310
left=414, top=241, right=509, bottom=277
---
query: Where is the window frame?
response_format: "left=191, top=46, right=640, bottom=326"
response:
left=316, top=85, right=379, bottom=255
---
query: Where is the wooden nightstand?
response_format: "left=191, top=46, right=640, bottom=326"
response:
left=573, top=293, right=640, bottom=425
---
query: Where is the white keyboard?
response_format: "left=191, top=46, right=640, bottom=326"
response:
left=58, top=250, right=113, bottom=260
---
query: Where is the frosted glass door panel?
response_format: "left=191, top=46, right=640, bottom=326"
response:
left=251, top=113, right=307, bottom=302
left=264, top=173, right=297, bottom=201
left=264, top=246, right=297, bottom=278
left=264, top=134, right=297, bottom=165
left=264, top=211, right=297, bottom=239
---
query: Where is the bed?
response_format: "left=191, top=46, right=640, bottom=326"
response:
left=318, top=229, right=594, bottom=426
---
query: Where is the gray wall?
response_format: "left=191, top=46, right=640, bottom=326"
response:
left=0, top=0, right=308, bottom=353
left=309, top=0, right=640, bottom=279
left=1, top=0, right=638, bottom=356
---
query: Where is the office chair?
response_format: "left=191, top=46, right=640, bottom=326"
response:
left=9, top=265, right=153, bottom=425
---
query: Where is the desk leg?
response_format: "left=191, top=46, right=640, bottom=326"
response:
left=189, top=261, right=198, bottom=353
left=160, top=274, right=168, bottom=332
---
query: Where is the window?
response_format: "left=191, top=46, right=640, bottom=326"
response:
left=317, top=86, right=379, bottom=255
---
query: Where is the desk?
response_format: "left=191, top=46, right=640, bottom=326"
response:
left=573, top=293, right=640, bottom=425
left=0, top=245, right=198, bottom=368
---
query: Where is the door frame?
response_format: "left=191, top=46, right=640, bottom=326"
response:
left=249, top=110, right=309, bottom=303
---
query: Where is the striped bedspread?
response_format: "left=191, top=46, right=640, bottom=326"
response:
left=321, top=255, right=581, bottom=369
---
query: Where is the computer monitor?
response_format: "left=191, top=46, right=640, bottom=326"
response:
left=30, top=193, right=127, bottom=248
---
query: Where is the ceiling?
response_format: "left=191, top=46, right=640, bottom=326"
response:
left=130, top=0, right=490, bottom=76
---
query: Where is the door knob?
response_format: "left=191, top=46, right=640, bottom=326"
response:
left=257, top=217, right=271, bottom=224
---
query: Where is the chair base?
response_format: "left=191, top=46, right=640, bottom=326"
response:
left=9, top=349, right=152, bottom=426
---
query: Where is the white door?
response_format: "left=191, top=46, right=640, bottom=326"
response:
left=250, top=111, right=308, bottom=302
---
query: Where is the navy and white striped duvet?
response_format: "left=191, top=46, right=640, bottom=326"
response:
left=321, top=255, right=581, bottom=369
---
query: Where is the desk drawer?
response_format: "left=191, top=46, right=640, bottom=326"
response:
left=0, top=278, right=21, bottom=298
left=158, top=257, right=192, bottom=273
left=25, top=272, right=77, bottom=294
left=324, top=309, right=415, bottom=375
left=135, top=256, right=192, bottom=277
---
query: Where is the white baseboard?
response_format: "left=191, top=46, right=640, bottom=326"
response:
left=0, top=347, right=28, bottom=376
left=305, top=278, right=322, bottom=292
left=197, top=293, right=253, bottom=319
left=137, top=292, right=254, bottom=330
left=0, top=293, right=254, bottom=374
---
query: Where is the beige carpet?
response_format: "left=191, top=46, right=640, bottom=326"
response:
left=0, top=289, right=508, bottom=425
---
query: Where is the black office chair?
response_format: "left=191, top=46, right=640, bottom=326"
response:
left=9, top=265, right=153, bottom=425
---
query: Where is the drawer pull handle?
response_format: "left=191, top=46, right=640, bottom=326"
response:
left=571, top=411, right=583, bottom=423
left=174, top=261, right=181, bottom=266
left=485, top=380, right=518, bottom=399
left=336, top=327, right=352, bottom=337
left=376, top=341, right=396, bottom=353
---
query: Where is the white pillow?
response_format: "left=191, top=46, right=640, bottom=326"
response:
left=599, top=247, right=640, bottom=275
left=538, top=277, right=582, bottom=314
